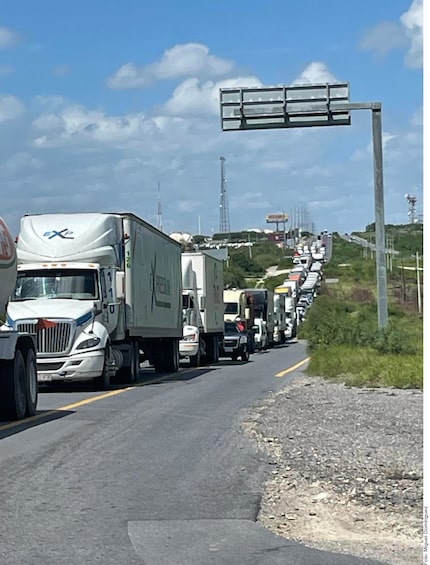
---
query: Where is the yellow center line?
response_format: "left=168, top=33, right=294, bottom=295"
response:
left=276, top=357, right=310, bottom=377
left=0, top=372, right=176, bottom=432
left=58, top=387, right=135, bottom=411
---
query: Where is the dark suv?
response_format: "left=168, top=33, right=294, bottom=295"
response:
left=220, top=321, right=249, bottom=362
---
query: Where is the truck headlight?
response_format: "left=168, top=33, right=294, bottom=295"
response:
left=77, top=337, right=101, bottom=350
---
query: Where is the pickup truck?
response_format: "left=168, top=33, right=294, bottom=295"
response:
left=219, top=321, right=249, bottom=362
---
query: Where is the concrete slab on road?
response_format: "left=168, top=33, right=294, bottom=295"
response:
left=128, top=519, right=389, bottom=565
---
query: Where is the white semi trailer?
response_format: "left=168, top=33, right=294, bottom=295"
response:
left=6, top=213, right=183, bottom=388
left=180, top=252, right=224, bottom=366
left=0, top=217, right=38, bottom=420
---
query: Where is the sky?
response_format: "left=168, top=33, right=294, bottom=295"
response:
left=0, top=0, right=424, bottom=236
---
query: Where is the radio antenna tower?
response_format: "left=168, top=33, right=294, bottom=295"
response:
left=157, top=181, right=163, bottom=232
left=219, top=156, right=230, bottom=234
left=405, top=194, right=417, bottom=224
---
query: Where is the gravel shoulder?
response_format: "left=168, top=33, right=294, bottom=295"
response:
left=242, top=374, right=423, bottom=565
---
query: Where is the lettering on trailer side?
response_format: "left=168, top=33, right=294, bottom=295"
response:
left=150, top=255, right=171, bottom=312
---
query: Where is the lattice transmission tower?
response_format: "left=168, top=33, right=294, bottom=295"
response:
left=405, top=194, right=417, bottom=224
left=219, top=156, right=230, bottom=234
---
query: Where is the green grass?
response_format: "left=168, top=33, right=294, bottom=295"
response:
left=306, top=345, right=423, bottom=389
left=298, top=287, right=423, bottom=389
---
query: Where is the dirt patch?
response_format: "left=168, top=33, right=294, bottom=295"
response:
left=243, top=376, right=423, bottom=565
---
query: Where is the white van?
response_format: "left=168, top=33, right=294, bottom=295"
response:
left=253, top=318, right=268, bottom=350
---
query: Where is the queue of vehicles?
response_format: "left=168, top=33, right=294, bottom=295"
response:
left=0, top=211, right=327, bottom=421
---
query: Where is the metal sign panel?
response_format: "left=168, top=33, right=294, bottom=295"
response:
left=266, top=213, right=288, bottom=223
left=220, top=82, right=351, bottom=131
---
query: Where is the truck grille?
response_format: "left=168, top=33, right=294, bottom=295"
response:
left=16, top=321, right=73, bottom=355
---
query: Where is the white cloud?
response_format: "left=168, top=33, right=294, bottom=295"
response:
left=411, top=106, right=423, bottom=127
left=0, top=95, right=25, bottom=123
left=0, top=48, right=422, bottom=237
left=32, top=105, right=151, bottom=148
left=0, top=26, right=21, bottom=49
left=360, top=21, right=407, bottom=56
left=360, top=0, right=422, bottom=68
left=293, top=62, right=339, bottom=84
left=400, top=0, right=423, bottom=68
left=163, top=75, right=262, bottom=116
left=351, top=131, right=398, bottom=161
left=107, top=43, right=234, bottom=89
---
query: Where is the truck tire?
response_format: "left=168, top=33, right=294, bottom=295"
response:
left=95, top=346, right=111, bottom=390
left=153, top=339, right=179, bottom=373
left=189, top=347, right=201, bottom=367
left=205, top=336, right=219, bottom=365
left=0, top=349, right=27, bottom=421
left=241, top=348, right=249, bottom=362
left=25, top=348, right=38, bottom=417
left=129, top=341, right=140, bottom=384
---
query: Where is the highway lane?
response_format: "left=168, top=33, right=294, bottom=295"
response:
left=0, top=342, right=387, bottom=565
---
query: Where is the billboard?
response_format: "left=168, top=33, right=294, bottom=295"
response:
left=266, top=213, right=288, bottom=223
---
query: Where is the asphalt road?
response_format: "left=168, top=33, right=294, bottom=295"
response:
left=0, top=342, right=387, bottom=565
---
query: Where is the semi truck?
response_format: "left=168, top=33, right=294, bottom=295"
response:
left=5, top=212, right=183, bottom=388
left=0, top=217, right=38, bottom=420
left=180, top=251, right=224, bottom=366
left=274, top=283, right=298, bottom=339
left=243, top=288, right=275, bottom=347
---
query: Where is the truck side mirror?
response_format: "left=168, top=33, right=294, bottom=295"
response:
left=200, top=296, right=206, bottom=310
left=245, top=307, right=251, bottom=320
left=116, top=271, right=125, bottom=300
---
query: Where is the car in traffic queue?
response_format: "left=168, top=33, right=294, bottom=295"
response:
left=219, top=321, right=249, bottom=362
left=252, top=318, right=268, bottom=351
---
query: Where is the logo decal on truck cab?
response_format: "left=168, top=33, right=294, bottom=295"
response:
left=43, top=228, right=74, bottom=240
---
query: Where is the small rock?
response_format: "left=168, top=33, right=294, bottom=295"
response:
left=312, top=492, right=329, bottom=501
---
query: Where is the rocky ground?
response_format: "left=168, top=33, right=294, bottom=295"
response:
left=242, top=374, right=423, bottom=565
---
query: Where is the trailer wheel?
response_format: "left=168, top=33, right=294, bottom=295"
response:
left=189, top=347, right=201, bottom=367
left=153, top=339, right=179, bottom=373
left=0, top=349, right=27, bottom=421
left=205, top=336, right=219, bottom=364
left=129, top=341, right=140, bottom=384
left=25, top=348, right=38, bottom=417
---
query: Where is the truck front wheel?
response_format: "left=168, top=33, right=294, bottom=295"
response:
left=25, top=348, right=38, bottom=417
left=0, top=349, right=27, bottom=421
left=95, top=346, right=111, bottom=390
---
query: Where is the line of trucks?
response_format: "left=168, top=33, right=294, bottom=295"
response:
left=0, top=211, right=326, bottom=421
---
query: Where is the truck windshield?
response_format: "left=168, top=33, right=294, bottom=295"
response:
left=11, top=269, right=99, bottom=301
left=224, top=303, right=238, bottom=314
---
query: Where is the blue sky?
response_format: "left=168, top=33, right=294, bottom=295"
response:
left=0, top=0, right=423, bottom=236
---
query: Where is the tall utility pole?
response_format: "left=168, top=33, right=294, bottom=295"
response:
left=219, top=156, right=230, bottom=234
left=156, top=181, right=163, bottom=232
